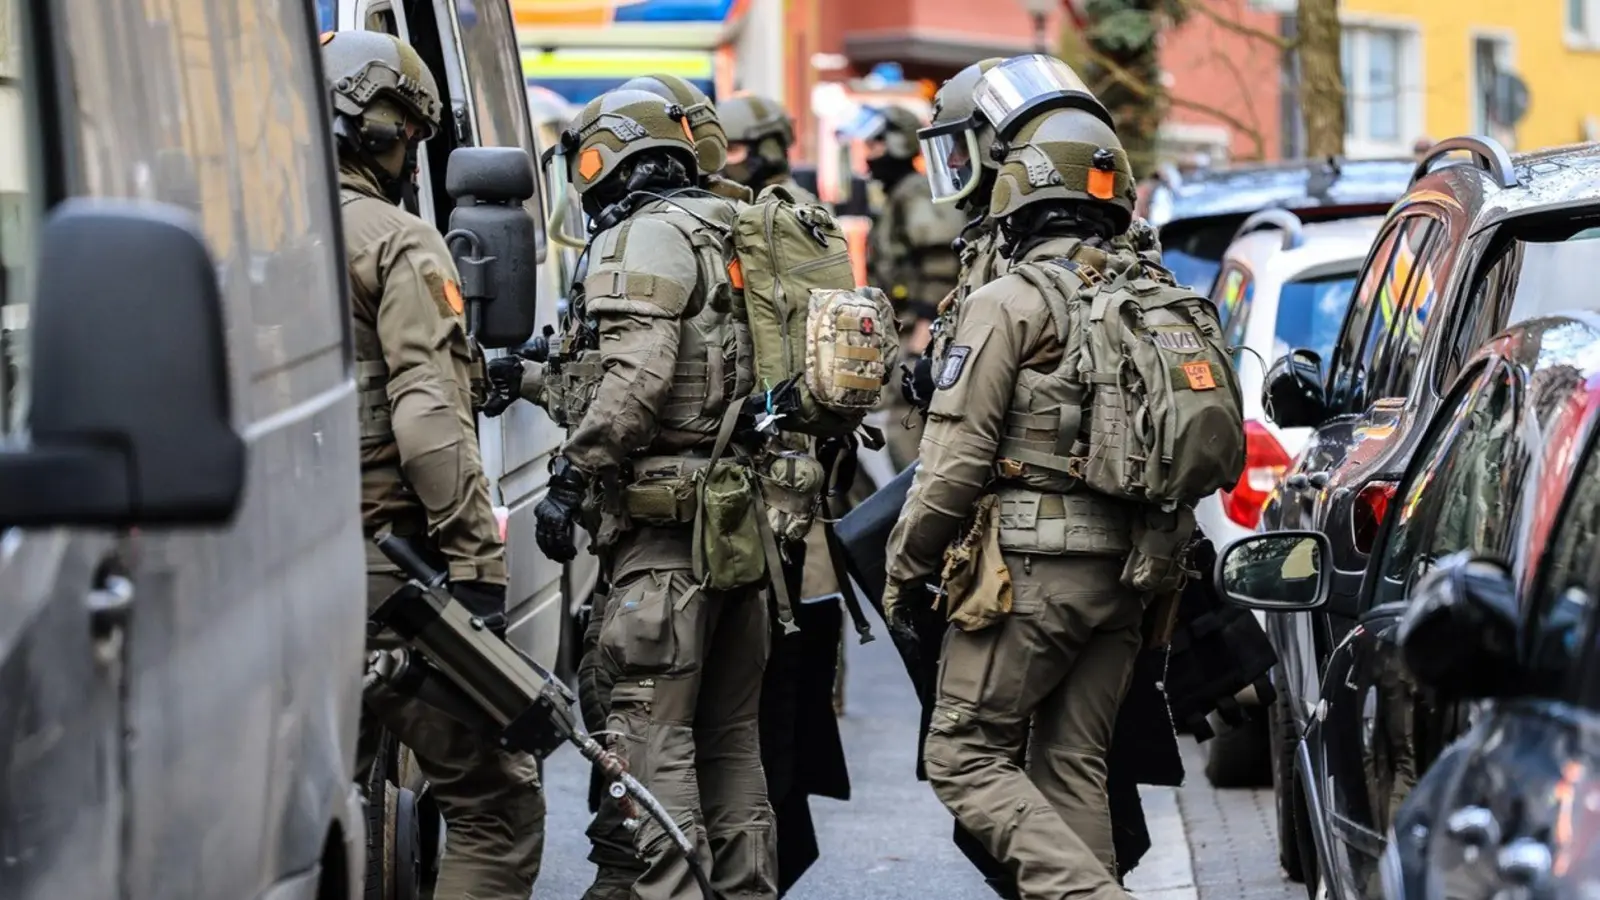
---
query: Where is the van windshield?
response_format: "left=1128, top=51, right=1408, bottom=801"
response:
left=1273, top=273, right=1358, bottom=365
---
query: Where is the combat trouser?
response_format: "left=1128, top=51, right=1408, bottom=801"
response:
left=359, top=572, right=545, bottom=900
left=598, top=527, right=777, bottom=900
left=579, top=583, right=648, bottom=900
left=922, top=555, right=1146, bottom=900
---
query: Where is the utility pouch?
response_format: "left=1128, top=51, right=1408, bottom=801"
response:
left=692, top=460, right=766, bottom=591
left=623, top=457, right=705, bottom=526
left=938, top=494, right=1014, bottom=632
left=757, top=450, right=825, bottom=545
left=1121, top=505, right=1198, bottom=594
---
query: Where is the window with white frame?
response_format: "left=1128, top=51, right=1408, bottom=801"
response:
left=1472, top=35, right=1518, bottom=147
left=1569, top=0, right=1600, bottom=46
left=1341, top=23, right=1421, bottom=157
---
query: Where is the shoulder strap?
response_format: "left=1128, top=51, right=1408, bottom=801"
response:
left=339, top=187, right=366, bottom=208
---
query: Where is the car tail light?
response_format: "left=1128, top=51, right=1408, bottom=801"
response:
left=1222, top=420, right=1291, bottom=529
left=1352, top=481, right=1397, bottom=555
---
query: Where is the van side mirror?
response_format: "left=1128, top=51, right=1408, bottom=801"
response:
left=1214, top=530, right=1332, bottom=612
left=1398, top=552, right=1522, bottom=699
left=446, top=147, right=541, bottom=349
left=1264, top=348, right=1330, bottom=429
left=0, top=200, right=245, bottom=527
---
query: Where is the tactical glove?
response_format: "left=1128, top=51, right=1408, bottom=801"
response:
left=535, top=457, right=587, bottom=563
left=450, top=580, right=508, bottom=637
left=481, top=356, right=525, bottom=418
left=518, top=325, right=555, bottom=364
left=900, top=356, right=935, bottom=414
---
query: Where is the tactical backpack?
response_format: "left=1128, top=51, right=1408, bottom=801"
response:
left=730, top=185, right=899, bottom=437
left=1020, top=257, right=1246, bottom=506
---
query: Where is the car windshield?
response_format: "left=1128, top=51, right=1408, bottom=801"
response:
left=1273, top=273, right=1358, bottom=364
left=1497, top=224, right=1600, bottom=325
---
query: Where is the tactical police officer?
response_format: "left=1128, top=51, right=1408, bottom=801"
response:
left=715, top=94, right=818, bottom=202
left=840, top=104, right=966, bottom=471
left=532, top=89, right=776, bottom=900
left=321, top=30, right=544, bottom=900
left=621, top=74, right=754, bottom=204
left=883, top=57, right=1159, bottom=900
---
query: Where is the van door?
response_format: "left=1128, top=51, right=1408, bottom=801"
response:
left=0, top=3, right=126, bottom=895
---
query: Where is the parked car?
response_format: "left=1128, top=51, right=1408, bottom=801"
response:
left=2, top=1, right=369, bottom=898
left=1217, top=312, right=1600, bottom=900
left=1247, top=135, right=1600, bottom=894
left=1194, top=210, right=1385, bottom=787
left=1142, top=156, right=1412, bottom=293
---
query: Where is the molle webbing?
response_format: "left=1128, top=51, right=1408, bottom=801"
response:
left=994, top=488, right=1131, bottom=556
left=356, top=359, right=391, bottom=441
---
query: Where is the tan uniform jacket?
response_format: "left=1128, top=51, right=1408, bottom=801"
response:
left=562, top=194, right=740, bottom=475
left=885, top=236, right=1137, bottom=582
left=342, top=162, right=507, bottom=585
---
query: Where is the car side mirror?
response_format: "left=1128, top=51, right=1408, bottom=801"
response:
left=1398, top=552, right=1522, bottom=699
left=446, top=146, right=541, bottom=349
left=1214, top=530, right=1333, bottom=612
left=1264, top=348, right=1329, bottom=429
left=0, top=199, right=245, bottom=526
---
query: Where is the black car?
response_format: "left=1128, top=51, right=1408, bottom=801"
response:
left=1218, top=312, right=1600, bottom=900
left=1143, top=156, right=1413, bottom=293
left=1250, top=135, right=1600, bottom=888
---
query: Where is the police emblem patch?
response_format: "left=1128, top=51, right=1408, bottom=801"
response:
left=1152, top=328, right=1204, bottom=352
left=936, top=345, right=971, bottom=389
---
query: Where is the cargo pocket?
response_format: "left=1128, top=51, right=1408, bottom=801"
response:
left=600, top=572, right=680, bottom=674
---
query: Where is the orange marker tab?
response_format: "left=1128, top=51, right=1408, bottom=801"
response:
left=1182, top=361, right=1216, bottom=391
left=443, top=279, right=465, bottom=315
left=578, top=148, right=604, bottom=182
left=1087, top=167, right=1116, bottom=200
left=727, top=257, right=745, bottom=290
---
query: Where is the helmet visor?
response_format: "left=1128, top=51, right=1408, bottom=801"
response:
left=540, top=143, right=588, bottom=249
left=972, top=54, right=1111, bottom=138
left=918, top=118, right=982, bottom=204
left=836, top=105, right=890, bottom=143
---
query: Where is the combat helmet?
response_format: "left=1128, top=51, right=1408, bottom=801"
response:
left=839, top=104, right=923, bottom=161
left=917, top=57, right=1004, bottom=207
left=557, top=89, right=699, bottom=195
left=715, top=94, right=795, bottom=187
left=321, top=30, right=442, bottom=150
left=620, top=74, right=728, bottom=176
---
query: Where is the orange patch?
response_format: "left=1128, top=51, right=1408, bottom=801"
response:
left=578, top=148, right=604, bottom=182
left=680, top=117, right=695, bottom=143
left=912, top=155, right=927, bottom=175
left=1182, top=361, right=1216, bottom=391
left=443, top=279, right=465, bottom=315
left=1087, top=168, right=1116, bottom=200
left=320, top=30, right=337, bottom=45
left=727, top=257, right=745, bottom=290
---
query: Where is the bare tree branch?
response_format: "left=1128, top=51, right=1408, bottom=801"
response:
left=1081, top=43, right=1266, bottom=158
left=1173, top=0, right=1297, bottom=51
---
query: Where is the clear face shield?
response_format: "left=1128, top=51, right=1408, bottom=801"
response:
left=971, top=54, right=1113, bottom=140
left=917, top=117, right=983, bottom=205
left=833, top=106, right=891, bottom=204
left=541, top=142, right=588, bottom=250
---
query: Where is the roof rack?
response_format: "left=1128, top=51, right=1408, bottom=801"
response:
left=1410, top=135, right=1519, bottom=189
left=1233, top=207, right=1305, bottom=251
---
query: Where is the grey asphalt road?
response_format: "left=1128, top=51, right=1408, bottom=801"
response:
left=534, top=623, right=1301, bottom=900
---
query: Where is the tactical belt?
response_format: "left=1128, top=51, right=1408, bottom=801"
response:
left=993, top=487, right=1131, bottom=556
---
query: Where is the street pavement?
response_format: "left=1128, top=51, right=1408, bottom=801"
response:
left=535, top=625, right=1304, bottom=900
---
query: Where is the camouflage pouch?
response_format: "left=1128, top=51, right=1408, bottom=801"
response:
left=939, top=494, right=1014, bottom=632
left=757, top=450, right=825, bottom=544
left=804, top=287, right=900, bottom=417
left=1122, top=505, right=1198, bottom=594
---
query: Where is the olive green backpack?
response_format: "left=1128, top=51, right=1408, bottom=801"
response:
left=730, top=185, right=897, bottom=438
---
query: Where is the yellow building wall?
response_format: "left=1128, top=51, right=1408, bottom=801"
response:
left=1340, top=0, right=1600, bottom=151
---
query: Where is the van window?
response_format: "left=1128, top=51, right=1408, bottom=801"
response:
left=1328, top=216, right=1435, bottom=413
left=0, top=0, right=37, bottom=434
left=1211, top=262, right=1252, bottom=344
left=1272, top=272, right=1357, bottom=365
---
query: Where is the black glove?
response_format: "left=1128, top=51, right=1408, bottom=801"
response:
left=481, top=356, right=524, bottom=418
left=900, top=356, right=935, bottom=413
left=736, top=375, right=803, bottom=439
left=535, top=457, right=587, bottom=563
left=518, top=325, right=555, bottom=363
left=450, top=580, right=508, bottom=637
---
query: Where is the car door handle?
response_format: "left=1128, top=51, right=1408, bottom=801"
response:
left=1497, top=838, right=1552, bottom=886
left=1445, top=806, right=1501, bottom=847
left=1307, top=471, right=1331, bottom=489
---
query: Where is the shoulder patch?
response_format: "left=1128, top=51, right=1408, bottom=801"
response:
left=936, top=345, right=971, bottom=390
left=421, top=264, right=463, bottom=319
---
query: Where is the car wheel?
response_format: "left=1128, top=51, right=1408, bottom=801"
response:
left=391, top=786, right=424, bottom=900
left=1203, top=712, right=1272, bottom=788
left=363, top=737, right=393, bottom=900
left=397, top=747, right=442, bottom=897
left=1270, top=691, right=1304, bottom=882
